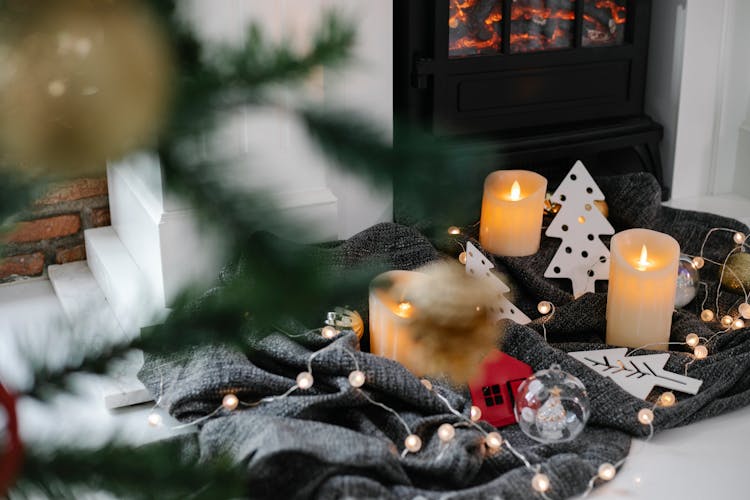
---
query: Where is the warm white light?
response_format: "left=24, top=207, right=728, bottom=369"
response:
left=448, top=226, right=461, bottom=235
left=404, top=434, right=422, bottom=453
left=458, top=252, right=467, bottom=265
left=685, top=333, right=700, bottom=348
left=531, top=473, right=550, bottom=493
left=470, top=405, right=482, bottom=422
left=348, top=370, right=366, bottom=388
left=637, top=408, right=654, bottom=425
left=421, top=379, right=433, bottom=391
left=396, top=301, right=413, bottom=318
left=297, top=371, right=314, bottom=390
left=437, top=423, right=455, bottom=443
left=147, top=413, right=162, bottom=427
left=598, top=463, right=616, bottom=481
left=693, top=345, right=708, bottom=360
left=700, top=309, right=715, bottom=322
left=635, top=245, right=650, bottom=271
left=485, top=432, right=503, bottom=450
left=721, top=315, right=734, bottom=328
left=321, top=326, right=339, bottom=339
left=222, top=394, right=239, bottom=411
left=740, top=303, right=750, bottom=320
left=510, top=180, right=522, bottom=201
left=692, top=256, right=705, bottom=269
left=732, top=318, right=745, bottom=330
left=658, top=392, right=676, bottom=408
left=734, top=232, right=747, bottom=245
left=47, top=79, right=66, bottom=97
left=537, top=301, right=552, bottom=315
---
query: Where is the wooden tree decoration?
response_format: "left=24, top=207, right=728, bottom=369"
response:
left=568, top=348, right=703, bottom=399
left=466, top=242, right=531, bottom=325
left=544, top=161, right=615, bottom=298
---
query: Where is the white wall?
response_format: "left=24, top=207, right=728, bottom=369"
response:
left=182, top=0, right=393, bottom=239
left=646, top=0, right=750, bottom=200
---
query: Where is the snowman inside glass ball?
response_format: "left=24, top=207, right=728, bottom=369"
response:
left=514, top=364, right=590, bottom=444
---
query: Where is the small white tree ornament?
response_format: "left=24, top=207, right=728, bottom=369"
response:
left=544, top=161, right=615, bottom=298
left=568, top=348, right=703, bottom=399
left=465, top=241, right=531, bottom=324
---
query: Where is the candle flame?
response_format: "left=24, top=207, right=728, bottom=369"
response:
left=510, top=180, right=521, bottom=201
left=396, top=301, right=413, bottom=318
left=636, top=245, right=650, bottom=271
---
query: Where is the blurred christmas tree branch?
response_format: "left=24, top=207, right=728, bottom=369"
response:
left=16, top=440, right=246, bottom=500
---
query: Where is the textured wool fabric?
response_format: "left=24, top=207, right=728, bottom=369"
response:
left=139, top=173, right=750, bottom=499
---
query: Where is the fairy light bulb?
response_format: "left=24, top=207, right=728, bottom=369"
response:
left=685, top=333, right=700, bottom=348
left=348, top=370, right=366, bottom=388
left=437, top=423, right=455, bottom=443
left=734, top=232, right=747, bottom=245
left=404, top=434, right=422, bottom=453
left=701, top=309, right=715, bottom=322
left=470, top=405, right=482, bottom=422
left=321, top=326, right=339, bottom=339
left=296, top=371, right=314, bottom=390
left=147, top=413, right=162, bottom=427
left=510, top=180, right=522, bottom=201
left=658, top=392, right=676, bottom=408
left=739, top=303, right=750, bottom=320
left=692, top=256, right=705, bottom=269
left=693, top=345, right=708, bottom=360
left=721, top=315, right=734, bottom=328
left=637, top=408, right=654, bottom=425
left=732, top=318, right=745, bottom=330
left=458, top=252, right=467, bottom=265
left=537, top=301, right=552, bottom=315
left=485, top=432, right=503, bottom=451
left=222, top=394, right=239, bottom=411
left=531, top=473, right=550, bottom=493
left=421, top=379, right=433, bottom=391
left=598, top=463, right=616, bottom=481
left=448, top=226, right=461, bottom=235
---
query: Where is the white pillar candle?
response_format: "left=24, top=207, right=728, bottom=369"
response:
left=480, top=170, right=548, bottom=256
left=606, top=229, right=680, bottom=349
left=368, top=270, right=424, bottom=374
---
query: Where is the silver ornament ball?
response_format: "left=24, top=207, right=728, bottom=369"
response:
left=675, top=255, right=700, bottom=308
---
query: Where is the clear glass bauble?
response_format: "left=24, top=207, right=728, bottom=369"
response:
left=514, top=364, right=590, bottom=444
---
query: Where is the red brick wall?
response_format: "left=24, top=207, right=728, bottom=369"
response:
left=0, top=178, right=110, bottom=282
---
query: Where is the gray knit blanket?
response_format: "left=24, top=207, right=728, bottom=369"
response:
left=139, top=173, right=750, bottom=499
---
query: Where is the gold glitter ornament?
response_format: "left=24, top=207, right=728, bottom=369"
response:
left=721, top=253, right=750, bottom=295
left=0, top=0, right=174, bottom=175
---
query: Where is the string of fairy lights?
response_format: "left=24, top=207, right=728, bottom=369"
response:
left=143, top=223, right=747, bottom=498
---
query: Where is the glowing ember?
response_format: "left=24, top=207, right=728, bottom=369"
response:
left=448, top=0, right=627, bottom=57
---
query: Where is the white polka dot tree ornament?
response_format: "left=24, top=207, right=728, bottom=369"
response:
left=544, top=161, right=615, bottom=298
left=464, top=241, right=531, bottom=325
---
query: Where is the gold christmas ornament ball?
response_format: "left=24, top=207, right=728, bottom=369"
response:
left=0, top=0, right=174, bottom=175
left=720, top=253, right=750, bottom=295
left=399, top=261, right=502, bottom=383
left=700, top=309, right=715, bottom=322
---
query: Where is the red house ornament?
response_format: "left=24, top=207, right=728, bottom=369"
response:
left=469, top=350, right=533, bottom=428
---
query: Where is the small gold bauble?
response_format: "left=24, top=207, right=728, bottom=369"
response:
left=721, top=253, right=750, bottom=295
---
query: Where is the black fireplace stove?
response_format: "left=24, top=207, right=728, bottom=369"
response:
left=394, top=0, right=667, bottom=200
